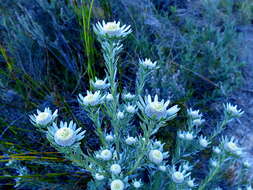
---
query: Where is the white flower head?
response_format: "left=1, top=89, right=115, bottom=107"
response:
left=105, top=134, right=114, bottom=142
left=110, top=164, right=122, bottom=175
left=182, top=162, right=192, bottom=171
left=125, top=136, right=137, bottom=145
left=78, top=91, right=104, bottom=106
left=123, top=92, right=135, bottom=101
left=199, top=135, right=210, bottom=148
left=243, top=160, right=251, bottom=168
left=149, top=149, right=163, bottom=164
left=110, top=179, right=124, bottom=190
left=95, top=173, right=104, bottom=181
left=178, top=131, right=194, bottom=141
left=117, top=111, right=124, bottom=120
left=210, top=159, right=218, bottom=167
left=158, top=165, right=167, bottom=172
left=139, top=58, right=157, bottom=69
left=106, top=93, right=113, bottom=101
left=94, top=21, right=131, bottom=39
left=30, top=107, right=58, bottom=126
left=48, top=121, right=85, bottom=147
left=184, top=131, right=195, bottom=141
left=187, top=177, right=197, bottom=188
left=187, top=108, right=202, bottom=119
left=138, top=94, right=180, bottom=120
left=171, top=165, right=190, bottom=184
left=224, top=103, right=244, bottom=117
left=132, top=179, right=142, bottom=189
left=192, top=118, right=205, bottom=126
left=100, top=149, right=112, bottom=161
left=223, top=137, right=242, bottom=156
left=91, top=77, right=110, bottom=89
left=178, top=131, right=185, bottom=139
left=213, top=146, right=221, bottom=154
left=125, top=103, right=137, bottom=114
left=152, top=139, right=164, bottom=149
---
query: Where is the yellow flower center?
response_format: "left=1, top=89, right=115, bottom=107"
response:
left=151, top=102, right=164, bottom=111
left=228, top=142, right=237, bottom=150
left=104, top=22, right=119, bottom=31
left=153, top=150, right=162, bottom=158
left=86, top=94, right=94, bottom=101
left=56, top=128, right=74, bottom=140
left=37, top=112, right=50, bottom=121
left=174, top=172, right=183, bottom=179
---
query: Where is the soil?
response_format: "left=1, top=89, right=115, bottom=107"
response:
left=229, top=25, right=253, bottom=176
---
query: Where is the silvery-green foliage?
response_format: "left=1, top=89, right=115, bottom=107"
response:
left=29, top=21, right=251, bottom=190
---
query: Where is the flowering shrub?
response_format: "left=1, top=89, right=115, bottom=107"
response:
left=29, top=21, right=251, bottom=190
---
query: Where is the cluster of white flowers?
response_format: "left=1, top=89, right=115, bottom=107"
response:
left=28, top=21, right=250, bottom=190
left=187, top=108, right=205, bottom=126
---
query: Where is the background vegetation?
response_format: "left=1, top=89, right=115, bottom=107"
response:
left=0, top=0, right=252, bottom=189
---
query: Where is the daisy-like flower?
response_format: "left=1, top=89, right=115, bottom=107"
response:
left=125, top=136, right=137, bottom=145
left=223, top=137, right=242, bottom=156
left=91, top=77, right=110, bottom=89
left=192, top=118, right=205, bottom=126
left=199, top=135, right=210, bottom=148
left=110, top=179, right=125, bottom=190
left=213, top=146, right=221, bottom=154
left=182, top=162, right=192, bottom=171
left=224, top=103, right=244, bottom=117
left=177, top=131, right=195, bottom=141
left=95, top=173, right=105, bottom=181
left=30, top=107, right=58, bottom=127
left=78, top=91, right=104, bottom=106
left=187, top=177, right=197, bottom=188
left=106, top=93, right=113, bottom=101
left=125, top=103, right=137, bottom=114
left=110, top=164, right=122, bottom=175
left=158, top=165, right=167, bottom=172
left=105, top=133, right=114, bottom=142
left=117, top=111, right=124, bottom=119
left=178, top=131, right=185, bottom=139
left=184, top=131, right=195, bottom=141
left=210, top=159, right=218, bottom=167
left=132, top=179, right=142, bottom=189
left=48, top=121, right=85, bottom=147
left=187, top=108, right=202, bottom=119
left=138, top=94, right=180, bottom=120
left=139, top=58, right=157, bottom=69
left=243, top=160, right=251, bottom=168
left=149, top=149, right=164, bottom=164
left=94, top=21, right=131, bottom=39
left=123, top=92, right=135, bottom=101
left=171, top=165, right=191, bottom=184
left=100, top=149, right=112, bottom=161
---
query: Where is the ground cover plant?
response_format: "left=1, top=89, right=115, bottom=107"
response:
left=0, top=0, right=253, bottom=189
